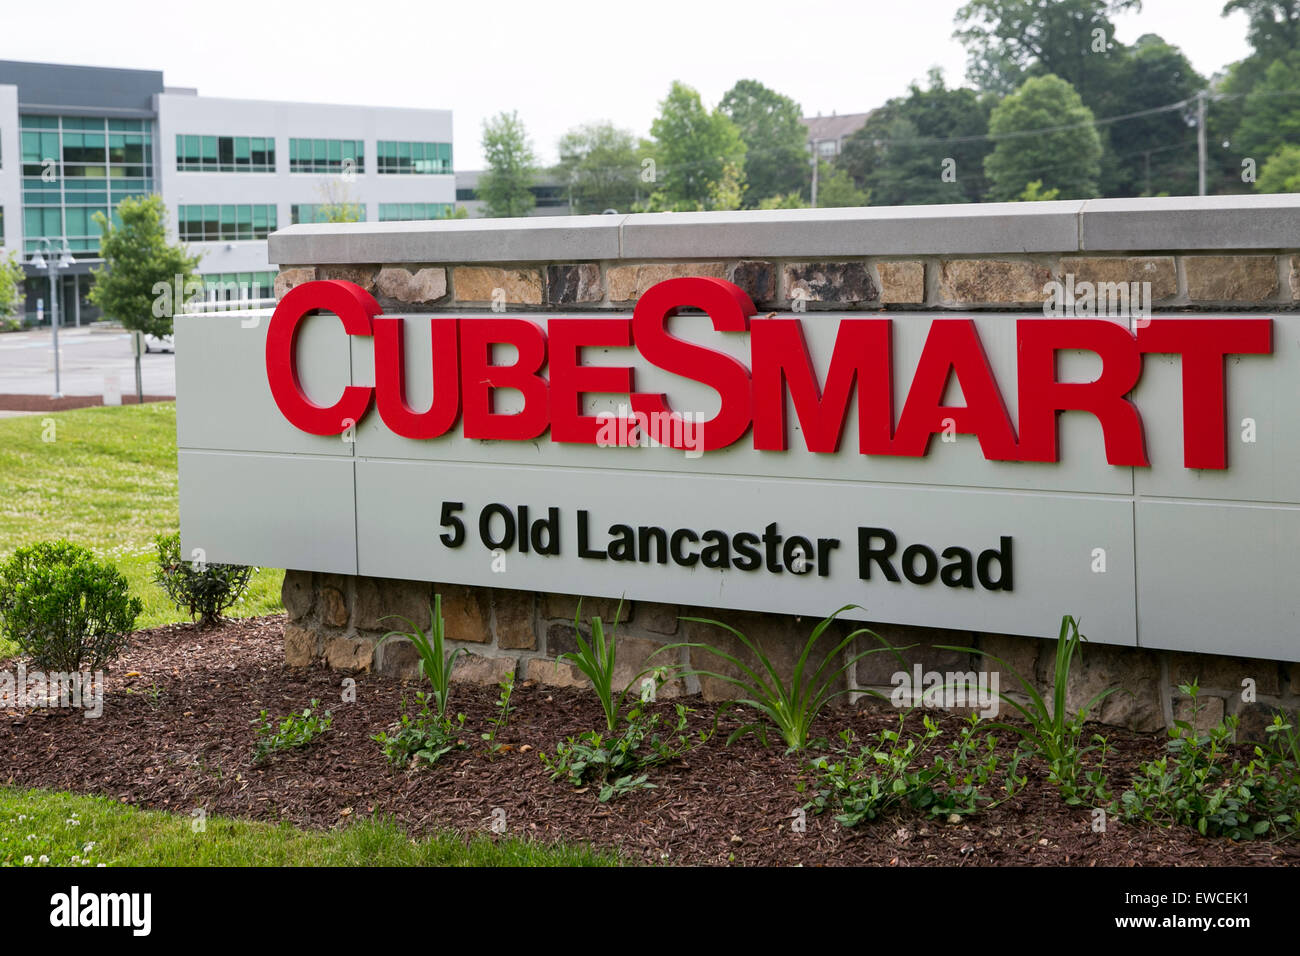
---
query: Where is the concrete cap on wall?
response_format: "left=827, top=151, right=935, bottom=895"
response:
left=267, top=194, right=1300, bottom=265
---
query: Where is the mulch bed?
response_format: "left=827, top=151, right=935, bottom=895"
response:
left=2, top=615, right=1296, bottom=867
left=0, top=394, right=174, bottom=412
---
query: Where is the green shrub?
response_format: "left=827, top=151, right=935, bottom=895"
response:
left=252, top=699, right=332, bottom=763
left=0, top=540, right=142, bottom=672
left=374, top=691, right=468, bottom=769
left=938, top=614, right=1115, bottom=805
left=559, top=599, right=670, bottom=732
left=153, top=532, right=254, bottom=626
left=805, top=713, right=1021, bottom=827
left=1119, top=683, right=1300, bottom=840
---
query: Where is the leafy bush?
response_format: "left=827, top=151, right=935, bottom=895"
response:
left=663, top=605, right=905, bottom=751
left=805, top=714, right=1021, bottom=826
left=252, top=699, right=332, bottom=763
left=541, top=692, right=704, bottom=802
left=378, top=594, right=463, bottom=717
left=153, top=532, right=254, bottom=627
left=939, top=615, right=1115, bottom=804
left=0, top=540, right=142, bottom=672
left=1119, top=683, right=1300, bottom=840
left=374, top=691, right=468, bottom=769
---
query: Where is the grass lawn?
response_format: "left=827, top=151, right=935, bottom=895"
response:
left=0, top=787, right=619, bottom=867
left=0, top=402, right=283, bottom=651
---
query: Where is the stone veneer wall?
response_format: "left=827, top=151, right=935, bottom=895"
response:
left=269, top=197, right=1300, bottom=734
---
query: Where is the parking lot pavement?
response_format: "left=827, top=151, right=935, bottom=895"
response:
left=0, top=326, right=175, bottom=398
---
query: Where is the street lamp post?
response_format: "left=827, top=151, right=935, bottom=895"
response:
left=30, top=238, right=75, bottom=399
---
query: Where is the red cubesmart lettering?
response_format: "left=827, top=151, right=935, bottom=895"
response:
left=265, top=279, right=376, bottom=435
left=629, top=276, right=756, bottom=451
left=548, top=317, right=635, bottom=444
left=1136, top=318, right=1272, bottom=469
left=373, top=316, right=460, bottom=439
left=892, top=319, right=1018, bottom=460
left=750, top=317, right=893, bottom=453
left=460, top=317, right=550, bottom=440
left=1016, top=319, right=1149, bottom=466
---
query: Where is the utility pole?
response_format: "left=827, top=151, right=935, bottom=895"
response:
left=810, top=148, right=819, bottom=208
left=1197, top=90, right=1208, bottom=197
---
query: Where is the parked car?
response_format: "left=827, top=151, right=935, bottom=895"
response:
left=143, top=333, right=174, bottom=353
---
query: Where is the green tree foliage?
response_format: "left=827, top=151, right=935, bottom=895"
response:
left=645, top=81, right=747, bottom=211
left=1257, top=144, right=1300, bottom=191
left=954, top=0, right=1140, bottom=104
left=479, top=111, right=538, bottom=218
left=1102, top=35, right=1203, bottom=197
left=555, top=121, right=643, bottom=214
left=838, top=71, right=994, bottom=206
left=0, top=252, right=25, bottom=322
left=984, top=74, right=1102, bottom=201
left=816, top=162, right=871, bottom=207
left=88, top=194, right=202, bottom=338
left=1235, top=51, right=1300, bottom=163
left=718, top=79, right=809, bottom=207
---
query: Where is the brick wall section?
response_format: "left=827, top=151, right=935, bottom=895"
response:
left=274, top=250, right=1300, bottom=734
left=275, top=252, right=1300, bottom=311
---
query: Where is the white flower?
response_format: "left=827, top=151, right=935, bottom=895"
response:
left=38, top=855, right=48, bottom=864
left=65, top=818, right=80, bottom=826
left=96, top=863, right=106, bottom=867
left=22, top=855, right=32, bottom=864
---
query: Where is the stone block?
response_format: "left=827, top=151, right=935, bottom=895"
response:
left=353, top=577, right=433, bottom=633
left=728, top=260, right=777, bottom=303
left=1289, top=255, right=1300, bottom=301
left=1173, top=694, right=1225, bottom=732
left=1168, top=652, right=1280, bottom=697
left=274, top=267, right=316, bottom=301
left=784, top=262, right=877, bottom=303
left=606, top=262, right=726, bottom=301
left=281, top=570, right=314, bottom=622
left=854, top=623, right=976, bottom=687
left=451, top=653, right=518, bottom=686
left=636, top=602, right=681, bottom=635
left=317, top=265, right=379, bottom=293
left=1058, top=256, right=1177, bottom=300
left=440, top=584, right=492, bottom=643
left=1184, top=255, right=1278, bottom=301
left=375, top=637, right=422, bottom=680
left=1037, top=642, right=1164, bottom=733
left=493, top=590, right=537, bottom=650
left=283, top=624, right=319, bottom=668
left=684, top=609, right=829, bottom=702
left=876, top=261, right=925, bottom=303
left=452, top=266, right=543, bottom=304
left=542, top=593, right=630, bottom=625
left=324, top=635, right=375, bottom=672
left=320, top=586, right=348, bottom=628
left=938, top=259, right=1052, bottom=304
left=376, top=266, right=447, bottom=304
left=525, top=656, right=588, bottom=689
left=544, top=263, right=602, bottom=304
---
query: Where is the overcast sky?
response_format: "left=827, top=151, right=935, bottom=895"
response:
left=2, top=0, right=1253, bottom=169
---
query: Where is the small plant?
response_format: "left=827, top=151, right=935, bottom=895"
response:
left=560, top=599, right=663, bottom=732
left=541, top=688, right=705, bottom=802
left=374, top=691, right=468, bottom=769
left=378, top=594, right=463, bottom=717
left=481, top=672, right=516, bottom=754
left=1119, top=683, right=1300, bottom=840
left=806, top=713, right=1013, bottom=826
left=661, top=605, right=906, bottom=751
left=153, top=532, right=254, bottom=627
left=252, top=699, right=332, bottom=762
left=0, top=540, right=142, bottom=673
left=938, top=615, right=1115, bottom=803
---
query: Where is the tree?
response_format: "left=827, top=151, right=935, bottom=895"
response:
left=479, top=111, right=538, bottom=218
left=1235, top=51, right=1300, bottom=164
left=838, top=72, right=994, bottom=206
left=645, top=81, right=747, bottom=211
left=1102, top=35, right=1203, bottom=197
left=1224, top=0, right=1300, bottom=69
left=555, top=121, right=642, bottom=214
left=316, top=180, right=363, bottom=223
left=954, top=0, right=1140, bottom=105
left=984, top=74, right=1102, bottom=200
left=1257, top=144, right=1300, bottom=191
left=89, top=194, right=202, bottom=399
left=718, top=79, right=808, bottom=207
left=0, top=252, right=25, bottom=326
left=816, top=162, right=871, bottom=207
